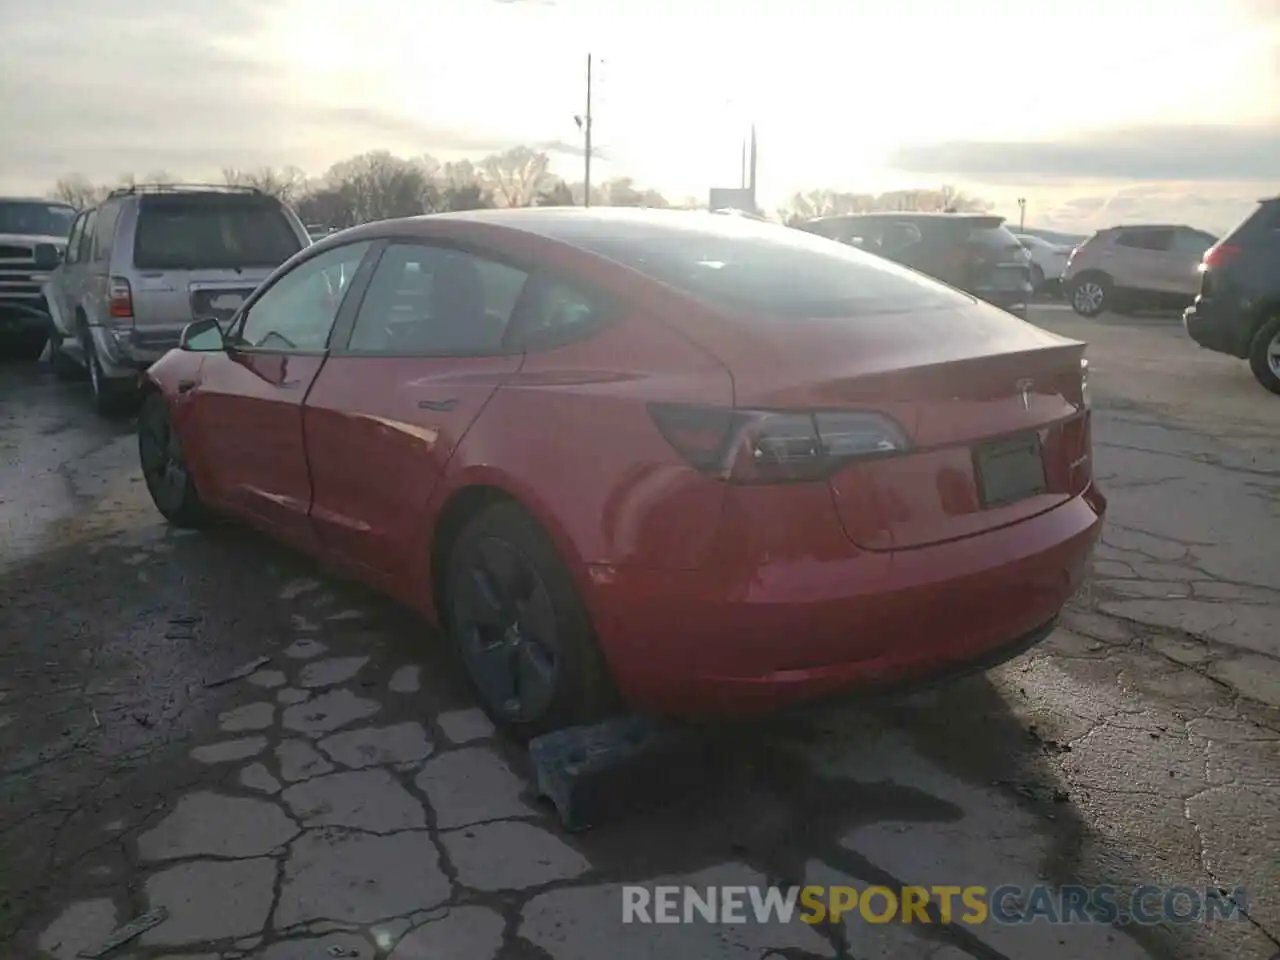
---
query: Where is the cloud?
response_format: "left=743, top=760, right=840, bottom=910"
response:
left=0, top=0, right=515, bottom=191
left=887, top=124, right=1280, bottom=183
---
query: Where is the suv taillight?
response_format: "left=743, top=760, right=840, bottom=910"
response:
left=108, top=277, right=134, bottom=319
left=647, top=404, right=911, bottom=484
left=1201, top=243, right=1240, bottom=272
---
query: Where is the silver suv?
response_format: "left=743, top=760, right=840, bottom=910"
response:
left=1061, top=224, right=1216, bottom=318
left=44, top=184, right=310, bottom=413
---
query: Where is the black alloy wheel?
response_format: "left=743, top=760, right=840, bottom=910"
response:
left=445, top=502, right=613, bottom=737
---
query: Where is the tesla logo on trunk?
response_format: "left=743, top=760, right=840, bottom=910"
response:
left=1015, top=378, right=1033, bottom=411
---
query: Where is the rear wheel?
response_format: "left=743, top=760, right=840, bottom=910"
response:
left=1070, top=274, right=1111, bottom=317
left=138, top=391, right=211, bottom=527
left=444, top=502, right=615, bottom=738
left=1247, top=316, right=1280, bottom=396
left=84, top=335, right=135, bottom=416
left=1030, top=265, right=1045, bottom=294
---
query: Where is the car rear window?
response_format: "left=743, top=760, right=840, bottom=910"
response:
left=570, top=221, right=972, bottom=319
left=966, top=221, right=1023, bottom=252
left=133, top=198, right=302, bottom=270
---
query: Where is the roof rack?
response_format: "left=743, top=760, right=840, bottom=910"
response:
left=106, top=183, right=263, bottom=199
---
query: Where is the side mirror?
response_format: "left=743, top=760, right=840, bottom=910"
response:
left=33, top=243, right=61, bottom=271
left=179, top=317, right=226, bottom=352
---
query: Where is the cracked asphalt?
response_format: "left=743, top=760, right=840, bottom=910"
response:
left=1, top=305, right=1277, bottom=960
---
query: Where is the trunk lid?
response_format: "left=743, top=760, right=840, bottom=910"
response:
left=718, top=302, right=1090, bottom=551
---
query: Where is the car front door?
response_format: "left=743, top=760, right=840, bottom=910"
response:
left=50, top=212, right=86, bottom=333
left=185, top=240, right=373, bottom=550
left=302, top=240, right=530, bottom=586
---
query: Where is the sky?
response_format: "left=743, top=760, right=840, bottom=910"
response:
left=3, top=0, right=1279, bottom=234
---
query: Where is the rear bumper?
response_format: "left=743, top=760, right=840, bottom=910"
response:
left=90, top=326, right=174, bottom=379
left=1183, top=297, right=1253, bottom=359
left=587, top=485, right=1106, bottom=716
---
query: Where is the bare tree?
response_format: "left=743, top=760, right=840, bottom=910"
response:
left=598, top=177, right=668, bottom=208
left=533, top=180, right=574, bottom=206
left=48, top=175, right=107, bottom=209
left=222, top=165, right=307, bottom=202
left=481, top=146, right=552, bottom=207
left=779, top=185, right=991, bottom=222
left=321, top=151, right=437, bottom=223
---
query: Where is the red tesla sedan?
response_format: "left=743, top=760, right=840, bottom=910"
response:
left=138, top=208, right=1104, bottom=735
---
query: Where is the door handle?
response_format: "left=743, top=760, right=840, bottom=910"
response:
left=418, top=398, right=458, bottom=412
left=177, top=379, right=197, bottom=394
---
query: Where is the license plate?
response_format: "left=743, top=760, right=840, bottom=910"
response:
left=973, top=433, right=1046, bottom=507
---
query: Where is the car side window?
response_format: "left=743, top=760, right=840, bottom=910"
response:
left=517, top=275, right=609, bottom=349
left=64, top=214, right=86, bottom=266
left=236, top=241, right=371, bottom=352
left=1116, top=228, right=1172, bottom=252
left=1170, top=230, right=1215, bottom=257
left=76, top=209, right=97, bottom=263
left=92, top=201, right=121, bottom=263
left=346, top=243, right=528, bottom=356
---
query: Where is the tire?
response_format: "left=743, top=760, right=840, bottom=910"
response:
left=1030, top=265, right=1045, bottom=294
left=48, top=335, right=86, bottom=381
left=1247, top=316, right=1280, bottom=396
left=1070, top=273, right=1111, bottom=317
left=84, top=334, right=136, bottom=416
left=138, top=390, right=212, bottom=527
left=444, top=501, right=616, bottom=738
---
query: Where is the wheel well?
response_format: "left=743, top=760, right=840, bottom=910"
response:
left=429, top=485, right=518, bottom=626
left=1071, top=269, right=1112, bottom=285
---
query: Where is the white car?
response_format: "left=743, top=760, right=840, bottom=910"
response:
left=1015, top=234, right=1073, bottom=290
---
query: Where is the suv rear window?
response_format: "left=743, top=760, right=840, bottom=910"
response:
left=966, top=220, right=1023, bottom=252
left=133, top=197, right=302, bottom=270
left=571, top=221, right=973, bottom=318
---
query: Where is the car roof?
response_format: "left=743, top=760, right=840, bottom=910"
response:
left=807, top=212, right=1003, bottom=222
left=1, top=196, right=74, bottom=206
left=330, top=207, right=793, bottom=248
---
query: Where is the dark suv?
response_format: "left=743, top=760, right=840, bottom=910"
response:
left=1183, top=196, right=1280, bottom=394
left=795, top=212, right=1034, bottom=316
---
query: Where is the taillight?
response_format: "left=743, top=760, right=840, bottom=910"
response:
left=1200, top=243, right=1240, bottom=272
left=1080, top=357, right=1090, bottom=410
left=647, top=404, right=911, bottom=484
left=108, top=277, right=134, bottom=319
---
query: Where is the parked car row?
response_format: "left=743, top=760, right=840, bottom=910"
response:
left=794, top=212, right=1037, bottom=318
left=787, top=204, right=1279, bottom=395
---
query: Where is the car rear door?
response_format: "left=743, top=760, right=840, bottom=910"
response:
left=302, top=240, right=530, bottom=584
left=127, top=193, right=306, bottom=353
left=185, top=240, right=374, bottom=550
left=1112, top=227, right=1174, bottom=292
left=1167, top=228, right=1216, bottom=296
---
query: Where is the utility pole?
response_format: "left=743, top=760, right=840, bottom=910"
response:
left=1017, top=197, right=1027, bottom=233
left=583, top=54, right=593, bottom=207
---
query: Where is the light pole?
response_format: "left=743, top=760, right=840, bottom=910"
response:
left=573, top=53, right=594, bottom=207
left=1017, top=197, right=1027, bottom=233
